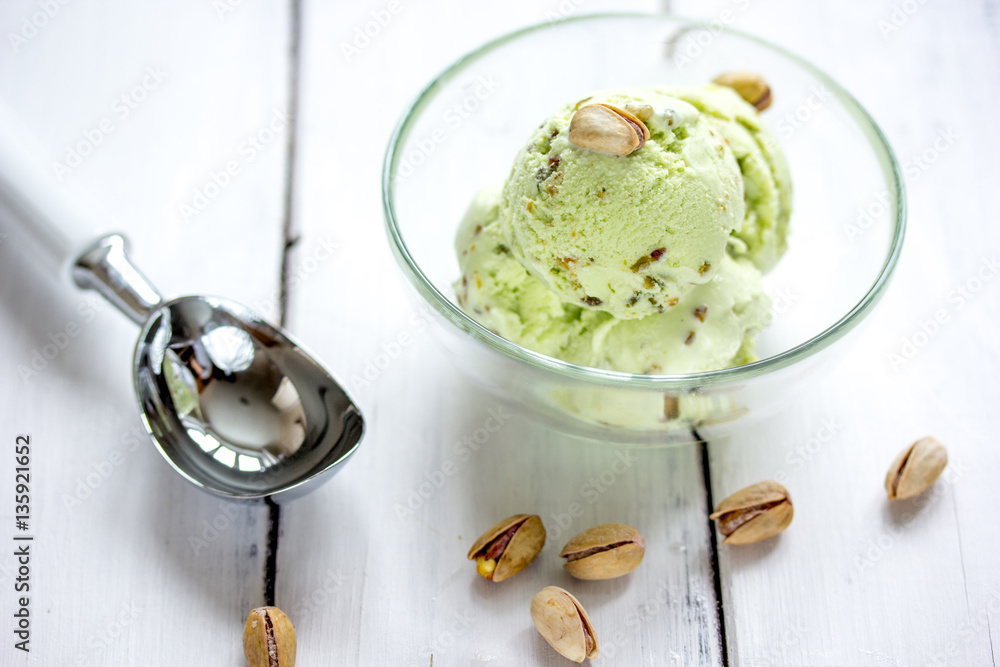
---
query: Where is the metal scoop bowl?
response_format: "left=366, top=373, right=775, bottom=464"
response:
left=1, top=108, right=363, bottom=502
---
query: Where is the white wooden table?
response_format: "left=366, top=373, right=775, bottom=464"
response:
left=1, top=1, right=997, bottom=665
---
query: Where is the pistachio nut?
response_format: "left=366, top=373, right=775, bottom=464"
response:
left=243, top=606, right=296, bottom=667
left=568, top=104, right=650, bottom=156
left=530, top=586, right=600, bottom=663
left=467, top=514, right=545, bottom=582
left=709, top=481, right=793, bottom=545
left=712, top=71, right=772, bottom=111
left=623, top=102, right=654, bottom=122
left=885, top=437, right=948, bottom=500
left=664, top=395, right=680, bottom=420
left=560, top=523, right=645, bottom=580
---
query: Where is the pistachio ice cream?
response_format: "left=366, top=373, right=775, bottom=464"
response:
left=454, top=78, right=792, bottom=376
left=500, top=89, right=745, bottom=320
left=674, top=83, right=792, bottom=272
left=456, top=184, right=771, bottom=374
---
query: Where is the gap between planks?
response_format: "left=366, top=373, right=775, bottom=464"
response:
left=696, top=426, right=730, bottom=667
left=259, top=4, right=731, bottom=662
left=265, top=0, right=304, bottom=607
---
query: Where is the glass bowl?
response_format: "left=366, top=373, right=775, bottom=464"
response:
left=382, top=13, right=904, bottom=443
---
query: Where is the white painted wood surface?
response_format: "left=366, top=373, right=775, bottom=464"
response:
left=1, top=0, right=998, bottom=665
left=670, top=0, right=1000, bottom=664
left=0, top=1, right=290, bottom=664
left=279, top=1, right=723, bottom=664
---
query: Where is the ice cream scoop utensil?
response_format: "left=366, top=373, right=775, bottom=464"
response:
left=0, top=104, right=362, bottom=501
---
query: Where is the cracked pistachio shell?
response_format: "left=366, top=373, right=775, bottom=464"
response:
left=712, top=71, right=772, bottom=111
left=709, top=481, right=793, bottom=545
left=560, top=523, right=645, bottom=580
left=885, top=437, right=948, bottom=500
left=243, top=606, right=296, bottom=667
left=568, top=104, right=649, bottom=156
left=467, top=514, right=545, bottom=582
left=531, top=586, right=600, bottom=663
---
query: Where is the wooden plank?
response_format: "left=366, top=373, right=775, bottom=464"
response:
left=5, top=0, right=993, bottom=664
left=0, top=0, right=290, bottom=662
left=279, top=0, right=726, bottom=664
left=671, top=0, right=1000, bottom=663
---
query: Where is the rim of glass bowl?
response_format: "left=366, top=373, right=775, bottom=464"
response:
left=382, top=12, right=906, bottom=391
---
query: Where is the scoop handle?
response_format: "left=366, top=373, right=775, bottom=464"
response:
left=0, top=102, right=161, bottom=324
left=0, top=102, right=112, bottom=276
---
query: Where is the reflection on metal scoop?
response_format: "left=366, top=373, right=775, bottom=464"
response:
left=0, top=103, right=363, bottom=501
left=75, top=235, right=363, bottom=502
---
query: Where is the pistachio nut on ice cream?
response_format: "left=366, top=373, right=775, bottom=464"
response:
left=454, top=74, right=792, bottom=376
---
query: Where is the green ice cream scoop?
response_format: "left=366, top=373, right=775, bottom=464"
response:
left=455, top=186, right=771, bottom=374
left=454, top=82, right=791, bottom=377
left=455, top=184, right=596, bottom=360
left=500, top=89, right=745, bottom=320
left=561, top=253, right=771, bottom=374
left=664, top=84, right=793, bottom=272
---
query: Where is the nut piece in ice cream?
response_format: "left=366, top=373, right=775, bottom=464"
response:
left=885, top=437, right=948, bottom=500
left=501, top=88, right=746, bottom=320
left=243, top=606, right=296, bottom=667
left=560, top=523, right=645, bottom=580
left=710, top=481, right=793, bottom=545
left=530, top=586, right=600, bottom=662
left=568, top=104, right=649, bottom=156
left=467, top=514, right=545, bottom=582
left=712, top=71, right=773, bottom=111
left=623, top=102, right=654, bottom=122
